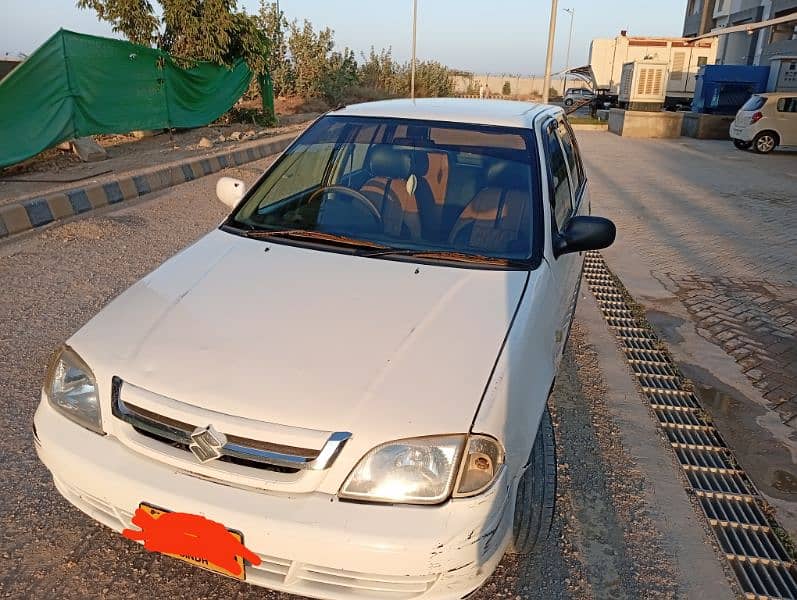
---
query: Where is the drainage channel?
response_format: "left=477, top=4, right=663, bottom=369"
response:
left=583, top=251, right=797, bottom=600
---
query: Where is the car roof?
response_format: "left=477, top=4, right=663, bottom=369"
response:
left=329, top=98, right=559, bottom=129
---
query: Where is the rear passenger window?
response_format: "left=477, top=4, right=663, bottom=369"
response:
left=546, top=127, right=572, bottom=229
left=777, top=98, right=797, bottom=112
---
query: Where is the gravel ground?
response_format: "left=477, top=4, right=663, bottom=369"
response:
left=0, top=160, right=686, bottom=598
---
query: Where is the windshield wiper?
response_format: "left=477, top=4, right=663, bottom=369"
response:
left=241, top=228, right=389, bottom=251
left=363, top=248, right=508, bottom=265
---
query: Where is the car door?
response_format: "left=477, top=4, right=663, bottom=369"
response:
left=556, top=119, right=588, bottom=338
left=542, top=118, right=579, bottom=360
left=775, top=97, right=797, bottom=145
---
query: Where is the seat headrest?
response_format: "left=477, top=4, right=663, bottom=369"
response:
left=368, top=147, right=411, bottom=179
left=486, top=161, right=530, bottom=190
left=410, top=150, right=429, bottom=176
left=368, top=147, right=429, bottom=179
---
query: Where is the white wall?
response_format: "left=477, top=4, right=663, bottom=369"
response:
left=450, top=74, right=588, bottom=97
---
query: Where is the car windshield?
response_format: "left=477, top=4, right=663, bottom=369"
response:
left=228, top=115, right=539, bottom=263
left=741, top=95, right=766, bottom=111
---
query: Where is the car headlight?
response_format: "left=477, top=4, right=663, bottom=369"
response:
left=339, top=434, right=504, bottom=505
left=340, top=435, right=465, bottom=504
left=44, top=345, right=103, bottom=434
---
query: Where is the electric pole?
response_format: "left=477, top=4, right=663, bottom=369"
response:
left=411, top=0, right=418, bottom=99
left=542, top=0, right=559, bottom=104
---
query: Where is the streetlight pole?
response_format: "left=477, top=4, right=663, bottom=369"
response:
left=411, top=0, right=418, bottom=99
left=541, top=0, right=559, bottom=104
left=562, top=8, right=574, bottom=96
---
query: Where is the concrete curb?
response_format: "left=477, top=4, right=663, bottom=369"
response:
left=0, top=132, right=297, bottom=240
left=570, top=123, right=609, bottom=131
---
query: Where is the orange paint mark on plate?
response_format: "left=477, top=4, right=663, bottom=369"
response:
left=123, top=504, right=261, bottom=579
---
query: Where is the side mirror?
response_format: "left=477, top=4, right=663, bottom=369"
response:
left=553, top=216, right=616, bottom=258
left=216, top=177, right=246, bottom=209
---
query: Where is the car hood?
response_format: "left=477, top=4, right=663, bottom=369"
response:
left=72, top=229, right=529, bottom=441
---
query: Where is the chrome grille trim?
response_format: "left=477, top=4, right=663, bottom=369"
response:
left=111, top=377, right=351, bottom=471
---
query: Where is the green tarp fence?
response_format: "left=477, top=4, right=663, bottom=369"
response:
left=0, top=29, right=253, bottom=168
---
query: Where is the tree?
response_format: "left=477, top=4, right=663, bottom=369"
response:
left=359, top=47, right=401, bottom=93
left=412, top=60, right=453, bottom=97
left=76, top=0, right=268, bottom=74
left=257, top=1, right=293, bottom=95
left=323, top=47, right=358, bottom=105
left=76, top=0, right=159, bottom=46
left=358, top=49, right=452, bottom=98
left=502, top=80, right=511, bottom=96
left=287, top=19, right=334, bottom=98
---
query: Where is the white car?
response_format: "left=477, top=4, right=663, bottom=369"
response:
left=730, top=92, right=797, bottom=153
left=34, top=99, right=615, bottom=599
left=563, top=87, right=595, bottom=107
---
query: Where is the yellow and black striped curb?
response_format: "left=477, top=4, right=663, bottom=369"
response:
left=0, top=133, right=296, bottom=240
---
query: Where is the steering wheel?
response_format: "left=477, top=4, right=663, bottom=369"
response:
left=306, top=185, right=383, bottom=224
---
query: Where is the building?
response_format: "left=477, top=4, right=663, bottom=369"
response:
left=0, top=57, right=22, bottom=83
left=683, top=0, right=797, bottom=66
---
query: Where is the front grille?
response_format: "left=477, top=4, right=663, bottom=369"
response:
left=111, top=376, right=351, bottom=474
left=132, top=426, right=301, bottom=474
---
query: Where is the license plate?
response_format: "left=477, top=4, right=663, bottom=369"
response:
left=134, top=503, right=247, bottom=580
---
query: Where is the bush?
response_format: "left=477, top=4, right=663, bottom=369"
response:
left=216, top=106, right=276, bottom=127
left=252, top=11, right=455, bottom=105
left=502, top=80, right=511, bottom=96
left=412, top=60, right=453, bottom=97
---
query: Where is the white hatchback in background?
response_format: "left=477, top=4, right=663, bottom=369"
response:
left=730, top=92, right=797, bottom=153
left=563, top=87, right=595, bottom=107
left=34, top=99, right=615, bottom=599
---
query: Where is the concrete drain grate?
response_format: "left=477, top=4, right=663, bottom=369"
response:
left=583, top=251, right=797, bottom=600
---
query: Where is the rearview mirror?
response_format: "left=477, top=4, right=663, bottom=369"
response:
left=216, top=177, right=246, bottom=209
left=553, top=216, right=616, bottom=258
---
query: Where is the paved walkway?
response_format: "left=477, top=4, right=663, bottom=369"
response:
left=579, top=133, right=797, bottom=427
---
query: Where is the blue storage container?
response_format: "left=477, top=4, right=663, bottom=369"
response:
left=692, top=65, right=771, bottom=115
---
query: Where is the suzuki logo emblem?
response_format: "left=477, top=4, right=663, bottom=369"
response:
left=189, top=424, right=227, bottom=463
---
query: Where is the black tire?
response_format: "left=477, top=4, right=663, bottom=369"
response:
left=506, top=408, right=556, bottom=555
left=752, top=131, right=778, bottom=154
left=733, top=139, right=752, bottom=150
left=564, top=98, right=573, bottom=106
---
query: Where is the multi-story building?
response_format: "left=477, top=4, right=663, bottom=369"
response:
left=683, top=0, right=797, bottom=66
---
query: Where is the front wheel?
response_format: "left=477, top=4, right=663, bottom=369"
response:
left=752, top=131, right=778, bottom=154
left=733, top=139, right=752, bottom=150
left=564, top=99, right=573, bottom=106
left=506, top=408, right=556, bottom=555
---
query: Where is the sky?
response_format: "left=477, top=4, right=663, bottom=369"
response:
left=1, top=0, right=688, bottom=75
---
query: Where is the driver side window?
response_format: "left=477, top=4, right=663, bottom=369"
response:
left=546, top=125, right=573, bottom=230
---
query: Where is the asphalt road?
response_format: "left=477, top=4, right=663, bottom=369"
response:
left=0, top=158, right=693, bottom=599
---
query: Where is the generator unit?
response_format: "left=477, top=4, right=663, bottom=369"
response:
left=618, top=61, right=668, bottom=111
left=589, top=33, right=717, bottom=108
left=691, top=65, right=770, bottom=115
left=767, top=56, right=797, bottom=92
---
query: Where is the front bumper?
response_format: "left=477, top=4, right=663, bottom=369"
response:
left=34, top=399, right=513, bottom=600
